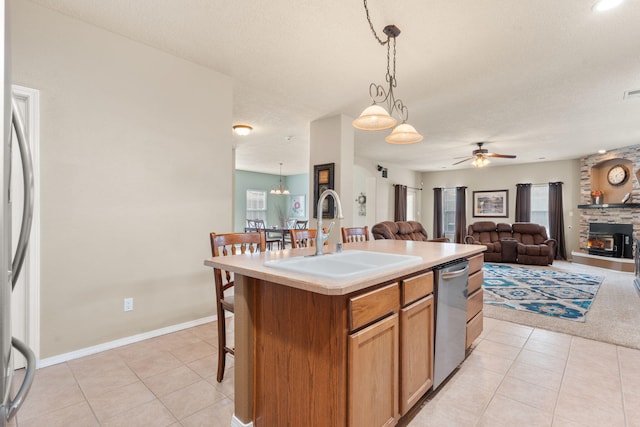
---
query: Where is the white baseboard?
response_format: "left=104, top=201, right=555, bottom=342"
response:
left=231, top=415, right=253, bottom=427
left=38, top=315, right=217, bottom=368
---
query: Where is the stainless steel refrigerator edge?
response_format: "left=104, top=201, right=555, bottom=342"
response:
left=2, top=2, right=36, bottom=425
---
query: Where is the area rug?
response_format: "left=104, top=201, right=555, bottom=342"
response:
left=482, top=263, right=604, bottom=322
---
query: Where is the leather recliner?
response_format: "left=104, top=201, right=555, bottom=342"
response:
left=464, top=221, right=556, bottom=265
left=371, top=221, right=449, bottom=242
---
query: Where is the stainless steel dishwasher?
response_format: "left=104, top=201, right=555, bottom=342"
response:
left=432, top=259, right=469, bottom=389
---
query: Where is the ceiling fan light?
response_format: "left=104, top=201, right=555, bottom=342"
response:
left=352, top=105, right=397, bottom=130
left=385, top=123, right=423, bottom=144
left=472, top=157, right=490, bottom=167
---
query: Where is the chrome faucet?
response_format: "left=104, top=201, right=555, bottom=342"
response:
left=315, top=189, right=344, bottom=255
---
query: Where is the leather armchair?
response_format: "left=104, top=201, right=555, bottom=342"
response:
left=511, top=222, right=557, bottom=265
left=464, top=221, right=503, bottom=262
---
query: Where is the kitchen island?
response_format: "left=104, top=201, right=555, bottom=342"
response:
left=204, top=239, right=485, bottom=427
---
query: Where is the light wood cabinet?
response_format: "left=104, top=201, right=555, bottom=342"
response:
left=400, top=294, right=434, bottom=415
left=348, top=313, right=399, bottom=427
left=466, top=254, right=484, bottom=348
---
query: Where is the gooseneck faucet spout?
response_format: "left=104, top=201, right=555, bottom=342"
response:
left=315, top=189, right=344, bottom=255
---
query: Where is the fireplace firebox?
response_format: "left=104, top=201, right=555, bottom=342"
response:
left=588, top=223, right=633, bottom=259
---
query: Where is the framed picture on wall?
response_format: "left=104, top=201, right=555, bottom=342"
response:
left=313, top=163, right=335, bottom=218
left=472, top=190, right=508, bottom=217
left=291, top=194, right=305, bottom=219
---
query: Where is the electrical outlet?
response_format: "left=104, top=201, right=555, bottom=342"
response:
left=124, top=297, right=133, bottom=312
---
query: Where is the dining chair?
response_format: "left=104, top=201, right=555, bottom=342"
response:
left=209, top=231, right=266, bottom=382
left=341, top=226, right=370, bottom=243
left=289, top=228, right=317, bottom=248
left=246, top=219, right=257, bottom=230
left=253, top=219, right=282, bottom=250
left=295, top=220, right=308, bottom=229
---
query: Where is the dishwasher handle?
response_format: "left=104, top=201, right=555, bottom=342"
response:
left=440, top=265, right=469, bottom=280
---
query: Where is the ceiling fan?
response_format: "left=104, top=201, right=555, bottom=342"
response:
left=452, top=142, right=516, bottom=167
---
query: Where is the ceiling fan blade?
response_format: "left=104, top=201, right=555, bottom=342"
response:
left=486, top=153, right=516, bottom=159
left=452, top=157, right=473, bottom=165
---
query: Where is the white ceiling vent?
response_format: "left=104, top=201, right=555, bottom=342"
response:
left=623, top=89, right=640, bottom=99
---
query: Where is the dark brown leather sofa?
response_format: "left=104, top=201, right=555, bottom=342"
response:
left=371, top=221, right=449, bottom=242
left=464, top=221, right=556, bottom=265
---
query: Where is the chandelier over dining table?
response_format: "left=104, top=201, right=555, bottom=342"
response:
left=352, top=0, right=423, bottom=144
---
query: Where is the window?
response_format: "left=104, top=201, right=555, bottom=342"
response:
left=443, top=188, right=457, bottom=242
left=246, top=190, right=267, bottom=224
left=531, top=184, right=549, bottom=234
left=406, top=188, right=419, bottom=221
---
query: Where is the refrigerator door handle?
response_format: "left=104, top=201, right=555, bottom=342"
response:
left=10, top=97, right=34, bottom=290
left=6, top=337, right=35, bottom=421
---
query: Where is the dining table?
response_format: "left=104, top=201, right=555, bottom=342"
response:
left=244, top=226, right=292, bottom=249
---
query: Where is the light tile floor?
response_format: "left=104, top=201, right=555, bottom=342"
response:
left=9, top=316, right=640, bottom=426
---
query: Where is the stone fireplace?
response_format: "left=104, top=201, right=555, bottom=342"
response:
left=576, top=143, right=640, bottom=272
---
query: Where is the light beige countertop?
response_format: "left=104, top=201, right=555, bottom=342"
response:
left=204, top=239, right=485, bottom=295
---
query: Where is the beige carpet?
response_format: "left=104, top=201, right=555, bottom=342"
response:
left=483, top=260, right=640, bottom=349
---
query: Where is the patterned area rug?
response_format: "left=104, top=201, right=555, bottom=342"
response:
left=483, top=263, right=605, bottom=322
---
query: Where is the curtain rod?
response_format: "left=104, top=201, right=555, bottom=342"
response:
left=392, top=184, right=423, bottom=191
left=517, top=182, right=564, bottom=186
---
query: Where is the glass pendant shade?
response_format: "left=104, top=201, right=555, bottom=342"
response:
left=352, top=105, right=397, bottom=130
left=270, top=187, right=290, bottom=195
left=384, top=123, right=423, bottom=144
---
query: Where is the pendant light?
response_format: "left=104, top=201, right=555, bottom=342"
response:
left=352, top=1, right=423, bottom=144
left=270, top=163, right=290, bottom=195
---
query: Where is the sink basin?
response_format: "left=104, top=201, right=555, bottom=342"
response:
left=264, top=250, right=422, bottom=280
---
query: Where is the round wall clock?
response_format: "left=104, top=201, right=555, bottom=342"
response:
left=607, top=164, right=629, bottom=186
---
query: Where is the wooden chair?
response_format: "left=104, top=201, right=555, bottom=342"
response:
left=253, top=219, right=282, bottom=250
left=289, top=229, right=317, bottom=248
left=342, top=226, right=370, bottom=243
left=209, top=231, right=266, bottom=382
left=295, top=220, right=308, bottom=229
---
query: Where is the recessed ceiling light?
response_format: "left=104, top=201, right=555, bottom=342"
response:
left=592, top=0, right=624, bottom=12
left=232, top=124, right=253, bottom=136
left=598, top=149, right=607, bottom=154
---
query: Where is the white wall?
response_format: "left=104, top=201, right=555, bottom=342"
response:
left=354, top=158, right=423, bottom=224
left=310, top=115, right=354, bottom=244
left=421, top=159, right=581, bottom=256
left=11, top=2, right=233, bottom=358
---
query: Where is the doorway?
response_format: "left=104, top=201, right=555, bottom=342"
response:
left=10, top=85, right=40, bottom=368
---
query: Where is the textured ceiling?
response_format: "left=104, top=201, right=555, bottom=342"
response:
left=29, top=0, right=640, bottom=175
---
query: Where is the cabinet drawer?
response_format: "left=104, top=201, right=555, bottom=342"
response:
left=349, top=283, right=400, bottom=331
left=466, top=311, right=483, bottom=348
left=402, top=271, right=433, bottom=306
left=468, top=270, right=483, bottom=295
left=466, top=289, right=483, bottom=321
left=468, top=253, right=484, bottom=275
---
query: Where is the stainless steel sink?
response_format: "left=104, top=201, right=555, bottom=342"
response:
left=264, top=250, right=422, bottom=280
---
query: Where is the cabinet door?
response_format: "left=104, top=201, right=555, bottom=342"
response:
left=400, top=294, right=434, bottom=415
left=348, top=313, right=399, bottom=427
